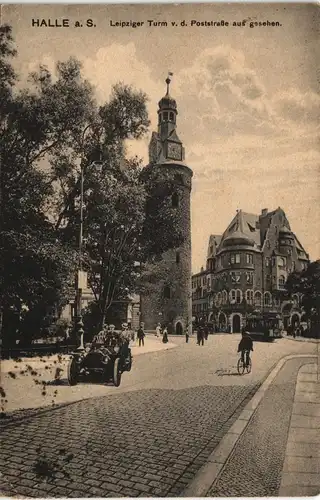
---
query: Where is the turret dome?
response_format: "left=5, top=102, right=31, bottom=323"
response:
left=158, top=76, right=177, bottom=110
left=279, top=225, right=293, bottom=235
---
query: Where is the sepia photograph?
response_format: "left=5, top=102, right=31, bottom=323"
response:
left=0, top=3, right=319, bottom=498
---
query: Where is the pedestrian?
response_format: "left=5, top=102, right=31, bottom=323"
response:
left=204, top=324, right=209, bottom=340
left=162, top=327, right=168, bottom=344
left=196, top=327, right=201, bottom=345
left=185, top=328, right=189, bottom=343
left=155, top=322, right=162, bottom=338
left=197, top=327, right=204, bottom=346
left=137, top=324, right=145, bottom=347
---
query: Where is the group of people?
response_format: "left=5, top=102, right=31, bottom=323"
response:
left=155, top=323, right=169, bottom=344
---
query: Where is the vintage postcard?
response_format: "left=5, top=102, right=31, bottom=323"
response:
left=0, top=3, right=319, bottom=499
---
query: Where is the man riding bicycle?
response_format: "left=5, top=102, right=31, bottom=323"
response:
left=237, top=330, right=253, bottom=367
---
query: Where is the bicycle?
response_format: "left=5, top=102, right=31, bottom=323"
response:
left=237, top=351, right=252, bottom=375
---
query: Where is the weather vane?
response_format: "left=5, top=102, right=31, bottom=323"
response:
left=166, top=71, right=173, bottom=93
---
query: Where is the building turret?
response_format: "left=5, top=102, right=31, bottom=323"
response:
left=141, top=74, right=193, bottom=335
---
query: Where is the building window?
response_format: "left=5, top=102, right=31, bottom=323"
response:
left=163, top=111, right=168, bottom=121
left=246, top=290, right=254, bottom=305
left=176, top=252, right=180, bottom=264
left=229, top=290, right=236, bottom=304
left=222, top=290, right=228, bottom=304
left=274, top=296, right=280, bottom=307
left=293, top=294, right=299, bottom=307
left=266, top=274, right=271, bottom=284
left=254, top=291, right=262, bottom=306
left=230, top=253, right=241, bottom=264
left=231, top=272, right=241, bottom=283
left=236, top=289, right=242, bottom=304
left=246, top=272, right=253, bottom=284
left=279, top=257, right=286, bottom=267
left=246, top=254, right=253, bottom=265
left=264, top=292, right=272, bottom=307
left=265, top=257, right=270, bottom=267
left=279, top=275, right=286, bottom=287
left=172, top=192, right=179, bottom=208
left=214, top=292, right=222, bottom=307
left=164, top=286, right=171, bottom=299
left=169, top=112, right=174, bottom=121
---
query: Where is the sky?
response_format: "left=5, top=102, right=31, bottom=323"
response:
left=3, top=3, right=320, bottom=272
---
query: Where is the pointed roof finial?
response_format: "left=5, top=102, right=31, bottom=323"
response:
left=166, top=71, right=173, bottom=95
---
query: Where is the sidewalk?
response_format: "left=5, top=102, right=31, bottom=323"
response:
left=1, top=336, right=176, bottom=374
left=183, top=354, right=319, bottom=497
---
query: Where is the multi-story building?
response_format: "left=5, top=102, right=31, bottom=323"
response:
left=191, top=267, right=209, bottom=323
left=192, top=207, right=309, bottom=333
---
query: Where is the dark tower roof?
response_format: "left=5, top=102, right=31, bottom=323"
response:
left=279, top=225, right=293, bottom=236
left=223, top=230, right=255, bottom=248
left=158, top=75, right=177, bottom=111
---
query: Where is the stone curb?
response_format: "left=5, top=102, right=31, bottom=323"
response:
left=282, top=336, right=320, bottom=344
left=182, top=353, right=318, bottom=498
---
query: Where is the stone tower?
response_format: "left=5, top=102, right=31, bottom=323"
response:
left=141, top=75, right=193, bottom=335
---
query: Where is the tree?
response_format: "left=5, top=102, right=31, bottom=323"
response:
left=0, top=26, right=94, bottom=344
left=285, top=260, right=320, bottom=338
left=1, top=25, right=191, bottom=341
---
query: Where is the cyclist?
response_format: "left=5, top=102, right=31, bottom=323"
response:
left=237, top=330, right=253, bottom=368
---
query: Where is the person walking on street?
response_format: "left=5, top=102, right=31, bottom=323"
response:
left=204, top=324, right=209, bottom=341
left=197, top=326, right=204, bottom=346
left=155, top=323, right=162, bottom=338
left=185, top=327, right=189, bottom=343
left=162, top=327, right=168, bottom=344
left=137, top=324, right=145, bottom=347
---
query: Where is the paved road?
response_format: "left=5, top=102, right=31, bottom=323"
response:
left=0, top=335, right=317, bottom=497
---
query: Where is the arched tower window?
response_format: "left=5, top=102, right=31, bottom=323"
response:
left=169, top=112, right=175, bottom=122
left=164, top=286, right=171, bottom=299
left=172, top=192, right=179, bottom=208
left=174, top=173, right=184, bottom=185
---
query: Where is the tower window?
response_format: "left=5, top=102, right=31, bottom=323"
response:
left=169, top=112, right=174, bottom=122
left=163, top=111, right=168, bottom=121
left=176, top=252, right=180, bottom=264
left=164, top=286, right=171, bottom=299
left=172, top=192, right=179, bottom=208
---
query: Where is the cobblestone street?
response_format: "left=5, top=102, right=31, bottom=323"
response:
left=0, top=335, right=318, bottom=497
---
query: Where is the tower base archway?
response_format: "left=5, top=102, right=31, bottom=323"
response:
left=175, top=321, right=183, bottom=335
left=232, top=314, right=241, bottom=333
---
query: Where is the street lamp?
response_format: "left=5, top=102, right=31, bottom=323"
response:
left=74, top=125, right=103, bottom=350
